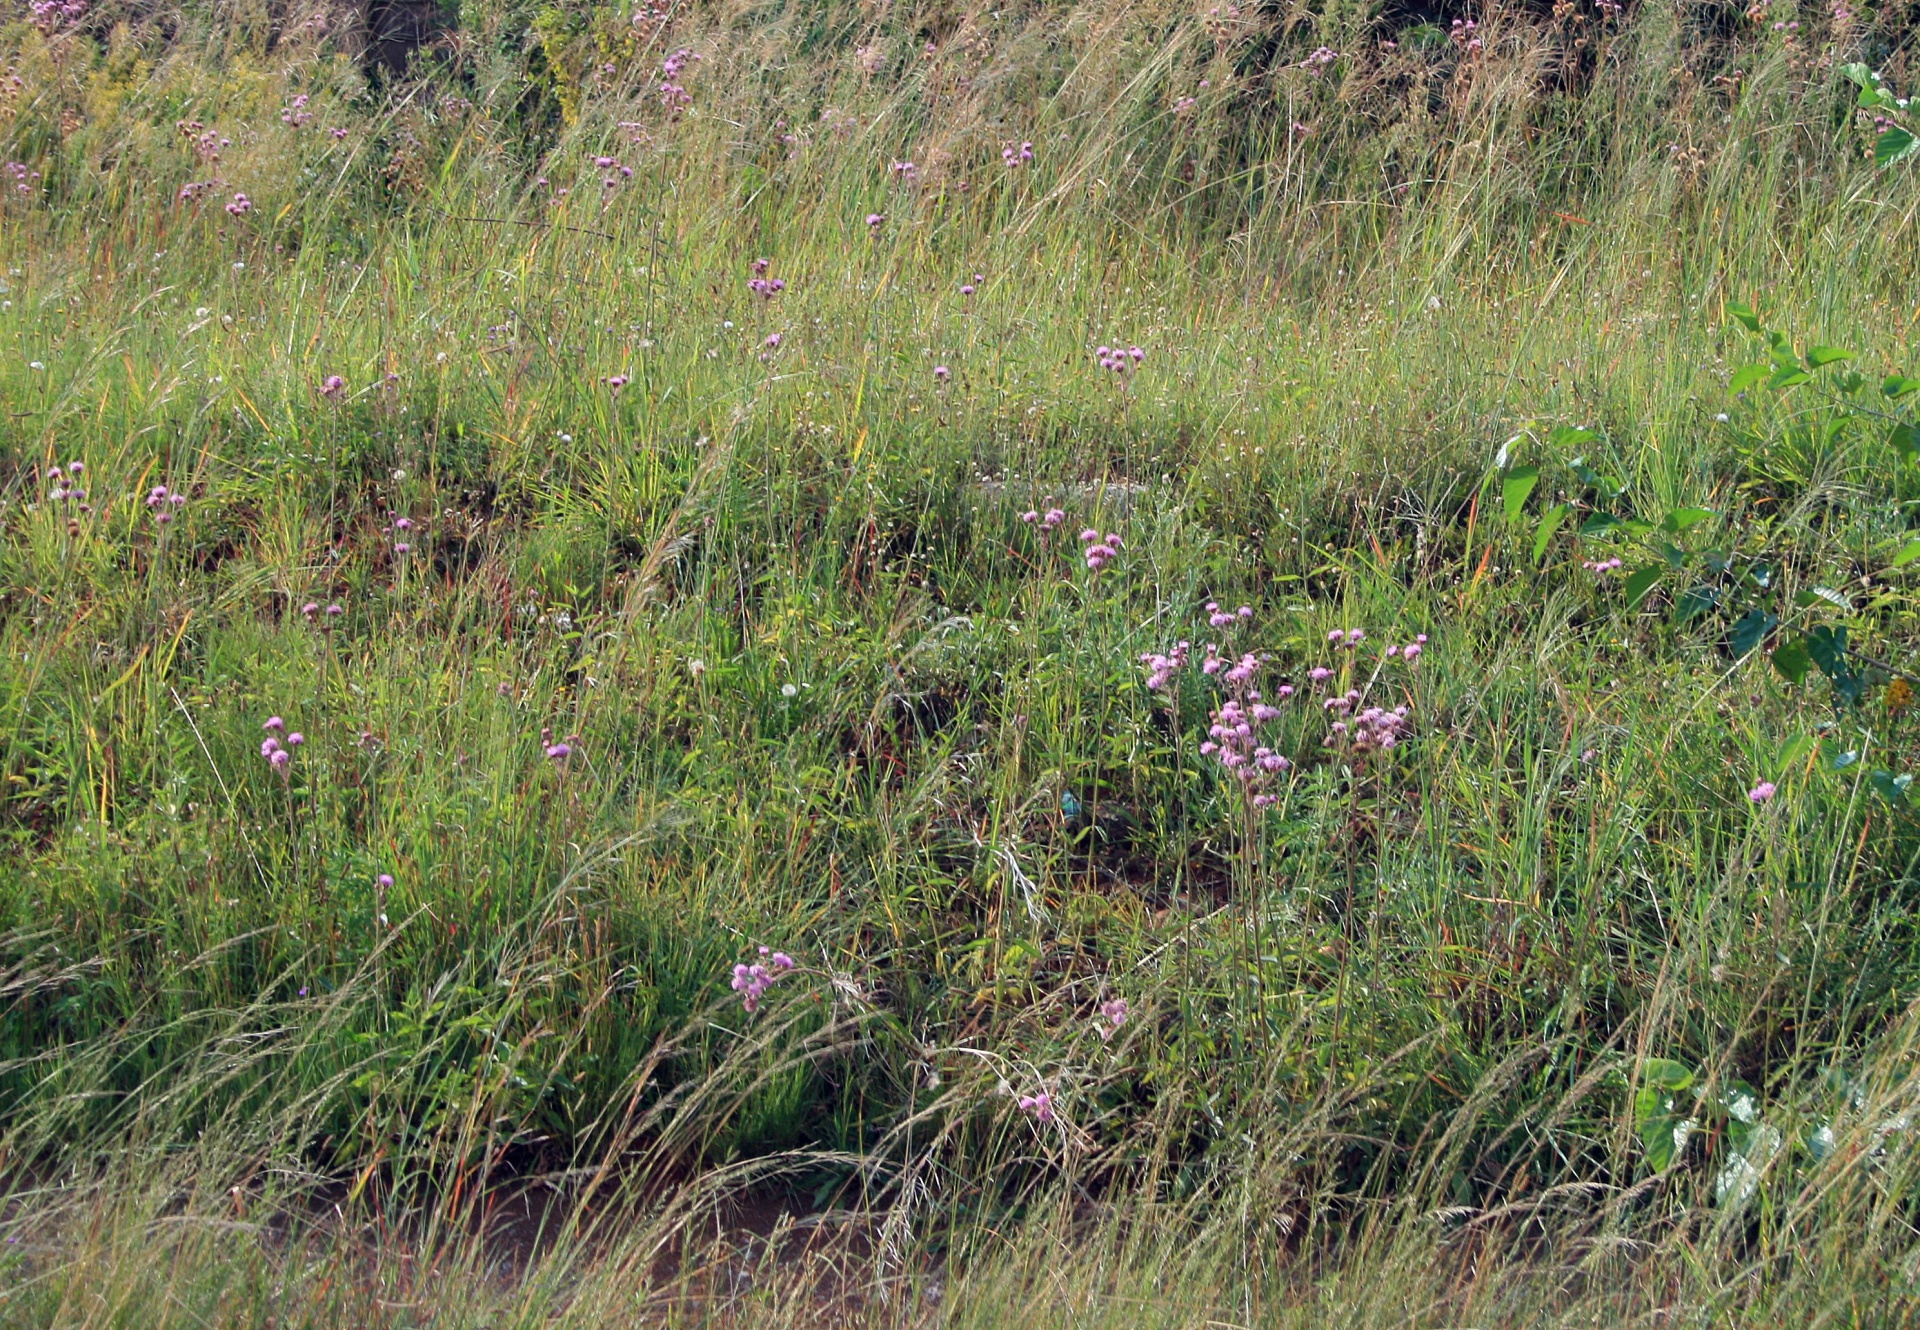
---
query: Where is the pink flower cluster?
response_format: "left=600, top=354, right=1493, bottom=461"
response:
left=1095, top=344, right=1145, bottom=373
left=5, top=162, right=39, bottom=197
left=1019, top=507, right=1067, bottom=531
left=593, top=154, right=635, bottom=189
left=660, top=48, right=699, bottom=109
left=1307, top=628, right=1426, bottom=755
left=225, top=192, right=251, bottom=216
left=607, top=373, right=630, bottom=394
left=1300, top=46, right=1339, bottom=71
left=1141, top=640, right=1190, bottom=693
left=28, top=0, right=86, bottom=32
left=300, top=601, right=344, bottom=626
left=177, top=179, right=221, bottom=204
left=747, top=258, right=787, bottom=299
left=46, top=461, right=87, bottom=507
left=1450, top=17, right=1483, bottom=50
left=1325, top=701, right=1411, bottom=754
left=731, top=946, right=794, bottom=1012
left=280, top=94, right=313, bottom=128
left=319, top=374, right=345, bottom=399
left=1582, top=556, right=1623, bottom=575
left=1096, top=997, right=1129, bottom=1040
left=386, top=515, right=414, bottom=556
left=260, top=715, right=303, bottom=775
left=1018, top=1090, right=1054, bottom=1122
left=177, top=120, right=229, bottom=164
left=541, top=725, right=580, bottom=765
left=1079, top=528, right=1121, bottom=571
left=1002, top=140, right=1034, bottom=167
left=1749, top=781, right=1777, bottom=803
left=146, top=484, right=187, bottom=523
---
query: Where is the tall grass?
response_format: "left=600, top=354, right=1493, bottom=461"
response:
left=6, top=0, right=1920, bottom=1318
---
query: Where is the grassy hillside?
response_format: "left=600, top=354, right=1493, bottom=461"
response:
left=7, top=0, right=1920, bottom=1321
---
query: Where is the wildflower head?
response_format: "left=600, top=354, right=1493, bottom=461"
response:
left=1749, top=781, right=1777, bottom=803
left=933, top=364, right=950, bottom=381
left=1017, top=1091, right=1054, bottom=1122
left=320, top=375, right=345, bottom=399
left=731, top=948, right=794, bottom=1012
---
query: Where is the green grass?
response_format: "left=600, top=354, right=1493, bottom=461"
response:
left=7, top=0, right=1920, bottom=1320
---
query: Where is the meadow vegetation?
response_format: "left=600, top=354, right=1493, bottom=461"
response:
left=7, top=0, right=1920, bottom=1320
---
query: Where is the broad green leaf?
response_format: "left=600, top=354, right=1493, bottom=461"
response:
left=1635, top=1088, right=1681, bottom=1171
left=1548, top=425, right=1599, bottom=449
left=1624, top=565, right=1663, bottom=609
left=1730, top=608, right=1778, bottom=659
left=1841, top=62, right=1875, bottom=89
left=1872, top=770, right=1913, bottom=803
left=1795, top=586, right=1853, bottom=612
left=1882, top=375, right=1920, bottom=399
left=1579, top=512, right=1619, bottom=536
left=1659, top=541, right=1689, bottom=570
left=1892, top=424, right=1918, bottom=461
left=1729, top=363, right=1768, bottom=394
left=1892, top=538, right=1920, bottom=568
left=1674, top=585, right=1718, bottom=623
left=1771, top=637, right=1813, bottom=685
left=1643, top=1057, right=1695, bottom=1090
left=1777, top=733, right=1814, bottom=769
left=1768, top=367, right=1815, bottom=391
left=1660, top=506, right=1713, bottom=533
left=1806, top=345, right=1853, bottom=368
left=1532, top=503, right=1568, bottom=564
left=1727, top=302, right=1762, bottom=333
left=1826, top=744, right=1861, bottom=770
left=1876, top=126, right=1920, bottom=169
left=1502, top=465, right=1539, bottom=523
left=1571, top=461, right=1624, bottom=499
left=1806, top=624, right=1851, bottom=679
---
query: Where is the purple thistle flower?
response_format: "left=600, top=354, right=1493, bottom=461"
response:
left=933, top=365, right=950, bottom=380
left=1749, top=781, right=1777, bottom=803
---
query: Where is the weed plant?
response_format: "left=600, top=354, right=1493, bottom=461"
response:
left=7, top=0, right=1920, bottom=1320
